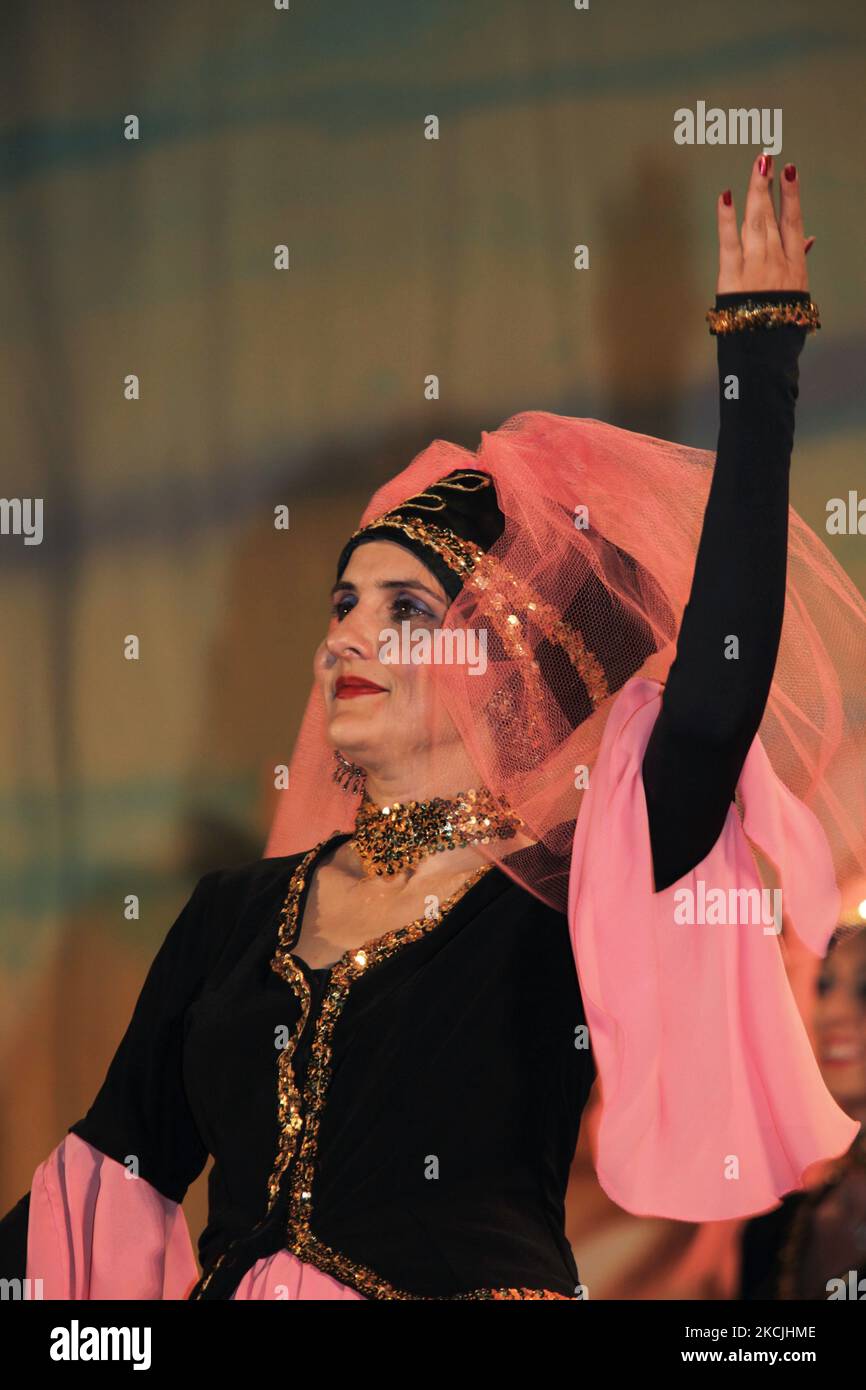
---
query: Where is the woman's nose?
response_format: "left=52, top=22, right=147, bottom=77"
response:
left=324, top=607, right=378, bottom=661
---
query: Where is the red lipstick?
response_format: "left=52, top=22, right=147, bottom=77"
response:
left=335, top=676, right=387, bottom=699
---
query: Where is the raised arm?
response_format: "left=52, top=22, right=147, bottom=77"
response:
left=642, top=153, right=816, bottom=892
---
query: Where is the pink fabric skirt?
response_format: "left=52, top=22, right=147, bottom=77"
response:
left=26, top=1134, right=364, bottom=1299
left=230, top=1250, right=364, bottom=1300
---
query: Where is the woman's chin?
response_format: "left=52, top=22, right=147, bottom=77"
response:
left=327, top=706, right=385, bottom=753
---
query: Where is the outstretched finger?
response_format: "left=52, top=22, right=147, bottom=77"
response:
left=742, top=153, right=780, bottom=257
left=717, top=188, right=743, bottom=291
left=779, top=162, right=806, bottom=263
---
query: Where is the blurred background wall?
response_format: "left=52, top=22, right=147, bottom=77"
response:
left=1, top=0, right=864, bottom=1297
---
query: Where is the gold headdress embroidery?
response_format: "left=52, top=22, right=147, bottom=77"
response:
left=383, top=471, right=494, bottom=513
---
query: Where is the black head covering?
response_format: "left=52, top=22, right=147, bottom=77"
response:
left=334, top=465, right=666, bottom=734
left=334, top=469, right=505, bottom=602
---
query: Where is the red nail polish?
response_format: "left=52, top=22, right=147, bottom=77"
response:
left=758, top=155, right=769, bottom=176
left=722, top=188, right=732, bottom=206
left=784, top=163, right=797, bottom=181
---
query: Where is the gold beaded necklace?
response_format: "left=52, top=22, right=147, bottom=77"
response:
left=350, top=785, right=524, bottom=878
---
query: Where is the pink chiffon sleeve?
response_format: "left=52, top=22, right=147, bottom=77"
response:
left=27, top=1132, right=199, bottom=1299
left=567, top=675, right=859, bottom=1222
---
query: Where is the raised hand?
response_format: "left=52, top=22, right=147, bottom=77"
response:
left=716, top=153, right=813, bottom=295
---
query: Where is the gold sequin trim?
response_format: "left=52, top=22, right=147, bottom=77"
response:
left=266, top=876, right=314, bottom=1210
left=346, top=512, right=609, bottom=742
left=265, top=840, right=574, bottom=1300
left=463, top=549, right=609, bottom=717
left=194, top=1251, right=225, bottom=1297
left=348, top=514, right=484, bottom=583
left=706, top=298, right=820, bottom=335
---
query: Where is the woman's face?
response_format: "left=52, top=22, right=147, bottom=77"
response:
left=814, top=930, right=866, bottom=1113
left=314, top=540, right=462, bottom=779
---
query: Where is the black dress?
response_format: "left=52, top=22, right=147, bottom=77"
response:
left=0, top=290, right=813, bottom=1298
left=95, top=839, right=594, bottom=1299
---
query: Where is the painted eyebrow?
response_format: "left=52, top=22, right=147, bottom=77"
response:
left=329, top=578, right=444, bottom=604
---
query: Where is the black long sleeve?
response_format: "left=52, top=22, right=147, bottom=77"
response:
left=642, top=289, right=812, bottom=892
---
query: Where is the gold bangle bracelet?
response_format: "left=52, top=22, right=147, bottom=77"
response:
left=706, top=298, right=821, bottom=335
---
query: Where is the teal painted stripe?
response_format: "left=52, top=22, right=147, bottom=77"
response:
left=0, top=772, right=259, bottom=822
left=1, top=868, right=216, bottom=972
left=0, top=30, right=853, bottom=189
left=0, top=772, right=263, bottom=924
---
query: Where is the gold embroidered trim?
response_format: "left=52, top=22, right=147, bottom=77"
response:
left=267, top=900, right=312, bottom=1210
left=706, top=297, right=820, bottom=335
left=196, top=1250, right=569, bottom=1299
left=349, top=514, right=485, bottom=582
left=464, top=549, right=609, bottom=715
left=264, top=840, right=574, bottom=1300
left=194, top=1251, right=225, bottom=1296
left=267, top=846, right=321, bottom=1216
left=381, top=472, right=494, bottom=514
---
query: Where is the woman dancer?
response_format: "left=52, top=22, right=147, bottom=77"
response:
left=2, top=154, right=865, bottom=1300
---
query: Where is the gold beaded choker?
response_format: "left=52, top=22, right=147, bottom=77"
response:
left=350, top=786, right=524, bottom=877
